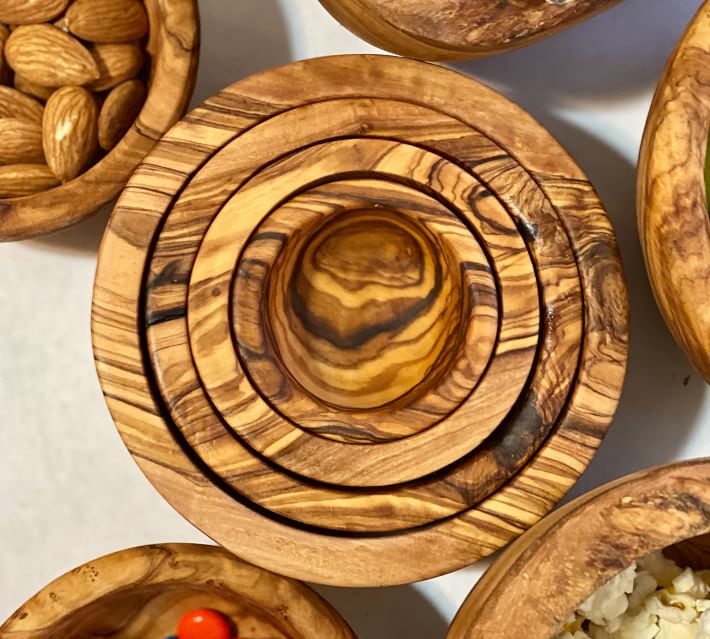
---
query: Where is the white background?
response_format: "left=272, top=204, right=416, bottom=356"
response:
left=1, top=1, right=709, bottom=637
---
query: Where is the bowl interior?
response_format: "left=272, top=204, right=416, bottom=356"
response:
left=664, top=532, right=710, bottom=570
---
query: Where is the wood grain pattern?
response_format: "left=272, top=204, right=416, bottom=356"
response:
left=638, top=1, right=710, bottom=382
left=92, top=56, right=628, bottom=585
left=319, top=0, right=624, bottom=60
left=0, top=544, right=356, bottom=639
left=447, top=459, right=710, bottom=639
left=0, top=0, right=199, bottom=242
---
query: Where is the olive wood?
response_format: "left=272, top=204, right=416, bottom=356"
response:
left=0, top=0, right=199, bottom=241
left=319, top=0, right=623, bottom=60
left=92, top=55, right=628, bottom=585
left=0, top=544, right=356, bottom=639
left=638, top=0, right=710, bottom=382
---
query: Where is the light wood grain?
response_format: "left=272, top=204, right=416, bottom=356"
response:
left=0, top=544, right=356, bottom=639
left=319, top=0, right=623, bottom=60
left=92, top=56, right=628, bottom=585
left=638, top=1, right=710, bottom=382
left=447, top=459, right=710, bottom=639
left=0, top=0, right=199, bottom=242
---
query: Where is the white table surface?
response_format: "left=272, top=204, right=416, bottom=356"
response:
left=1, top=1, right=709, bottom=636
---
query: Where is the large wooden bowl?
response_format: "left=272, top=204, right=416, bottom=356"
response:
left=0, top=544, right=356, bottom=639
left=447, top=459, right=710, bottom=639
left=638, top=1, right=710, bottom=382
left=92, top=55, right=629, bottom=587
left=319, top=0, right=624, bottom=60
left=0, top=0, right=199, bottom=242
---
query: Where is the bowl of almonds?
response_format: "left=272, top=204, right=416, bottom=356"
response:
left=446, top=459, right=710, bottom=639
left=0, top=0, right=199, bottom=241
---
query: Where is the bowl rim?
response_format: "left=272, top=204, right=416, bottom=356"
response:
left=0, top=543, right=357, bottom=639
left=0, top=0, right=200, bottom=242
left=637, top=0, right=710, bottom=381
left=447, top=458, right=710, bottom=639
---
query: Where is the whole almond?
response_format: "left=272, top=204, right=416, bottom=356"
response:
left=14, top=74, right=55, bottom=101
left=98, top=79, right=146, bottom=151
left=0, top=86, right=44, bottom=123
left=64, top=0, right=148, bottom=44
left=0, top=0, right=69, bottom=25
left=0, top=24, right=9, bottom=83
left=0, top=118, right=44, bottom=165
left=0, top=164, right=60, bottom=198
left=5, top=25, right=101, bottom=87
left=43, top=87, right=98, bottom=183
left=90, top=43, right=144, bottom=92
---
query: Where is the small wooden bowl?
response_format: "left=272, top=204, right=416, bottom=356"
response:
left=0, top=544, right=356, bottom=639
left=0, top=0, right=199, bottom=242
left=447, top=459, right=710, bottom=639
left=92, top=55, right=628, bottom=586
left=638, top=1, right=710, bottom=382
left=319, top=0, right=624, bottom=60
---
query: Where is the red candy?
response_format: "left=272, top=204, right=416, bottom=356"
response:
left=177, top=609, right=234, bottom=639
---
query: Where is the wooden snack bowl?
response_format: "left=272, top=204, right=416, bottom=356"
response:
left=0, top=544, right=356, bottom=639
left=319, top=0, right=624, bottom=60
left=0, top=0, right=199, bottom=242
left=447, top=458, right=710, bottom=639
left=92, top=55, right=629, bottom=587
left=638, top=1, right=710, bottom=382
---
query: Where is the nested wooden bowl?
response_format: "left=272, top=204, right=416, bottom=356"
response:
left=0, top=544, right=356, bottom=639
left=638, top=1, right=710, bottom=382
left=319, top=0, right=623, bottom=60
left=0, top=0, right=199, bottom=242
left=447, top=459, right=710, bottom=639
left=92, top=55, right=629, bottom=587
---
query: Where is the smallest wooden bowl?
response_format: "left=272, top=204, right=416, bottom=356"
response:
left=447, top=459, right=710, bottom=639
left=0, top=0, right=199, bottom=242
left=638, top=0, right=710, bottom=382
left=0, top=544, right=357, bottom=639
left=319, top=0, right=624, bottom=60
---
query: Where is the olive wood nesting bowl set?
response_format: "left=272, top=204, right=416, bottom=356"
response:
left=448, top=458, right=710, bottom=639
left=0, top=544, right=356, bottom=639
left=0, top=0, right=199, bottom=242
left=318, top=0, right=624, bottom=60
left=638, top=0, right=710, bottom=382
left=91, top=54, right=629, bottom=587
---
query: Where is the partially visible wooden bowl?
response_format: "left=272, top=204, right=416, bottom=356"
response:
left=0, top=0, right=199, bottom=242
left=319, top=0, right=623, bottom=60
left=638, top=1, right=710, bottom=382
left=447, top=459, right=710, bottom=639
left=0, top=544, right=356, bottom=639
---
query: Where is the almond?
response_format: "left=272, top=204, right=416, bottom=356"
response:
left=5, top=25, right=101, bottom=88
left=98, top=79, right=146, bottom=151
left=0, top=118, right=44, bottom=165
left=90, top=43, right=144, bottom=92
left=0, top=164, right=60, bottom=198
left=0, top=86, right=44, bottom=123
left=0, top=24, right=9, bottom=83
left=43, top=87, right=98, bottom=182
left=14, top=73, right=55, bottom=101
left=0, top=0, right=69, bottom=25
left=64, top=0, right=148, bottom=44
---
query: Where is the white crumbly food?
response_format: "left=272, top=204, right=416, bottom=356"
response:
left=556, top=552, right=710, bottom=639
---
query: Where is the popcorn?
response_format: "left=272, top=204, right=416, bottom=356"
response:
left=556, top=552, right=709, bottom=639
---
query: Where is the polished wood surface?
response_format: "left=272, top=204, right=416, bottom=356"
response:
left=319, top=0, right=623, bottom=60
left=447, top=459, right=710, bottom=639
left=92, top=55, right=628, bottom=585
left=0, top=544, right=356, bottom=639
left=638, top=1, right=710, bottom=382
left=0, top=0, right=199, bottom=242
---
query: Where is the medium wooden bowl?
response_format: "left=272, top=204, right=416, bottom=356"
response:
left=638, top=1, right=710, bottom=382
left=319, top=0, right=624, bottom=60
left=0, top=0, right=199, bottom=242
left=447, top=459, right=710, bottom=639
left=92, top=55, right=629, bottom=586
left=0, top=544, right=356, bottom=639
